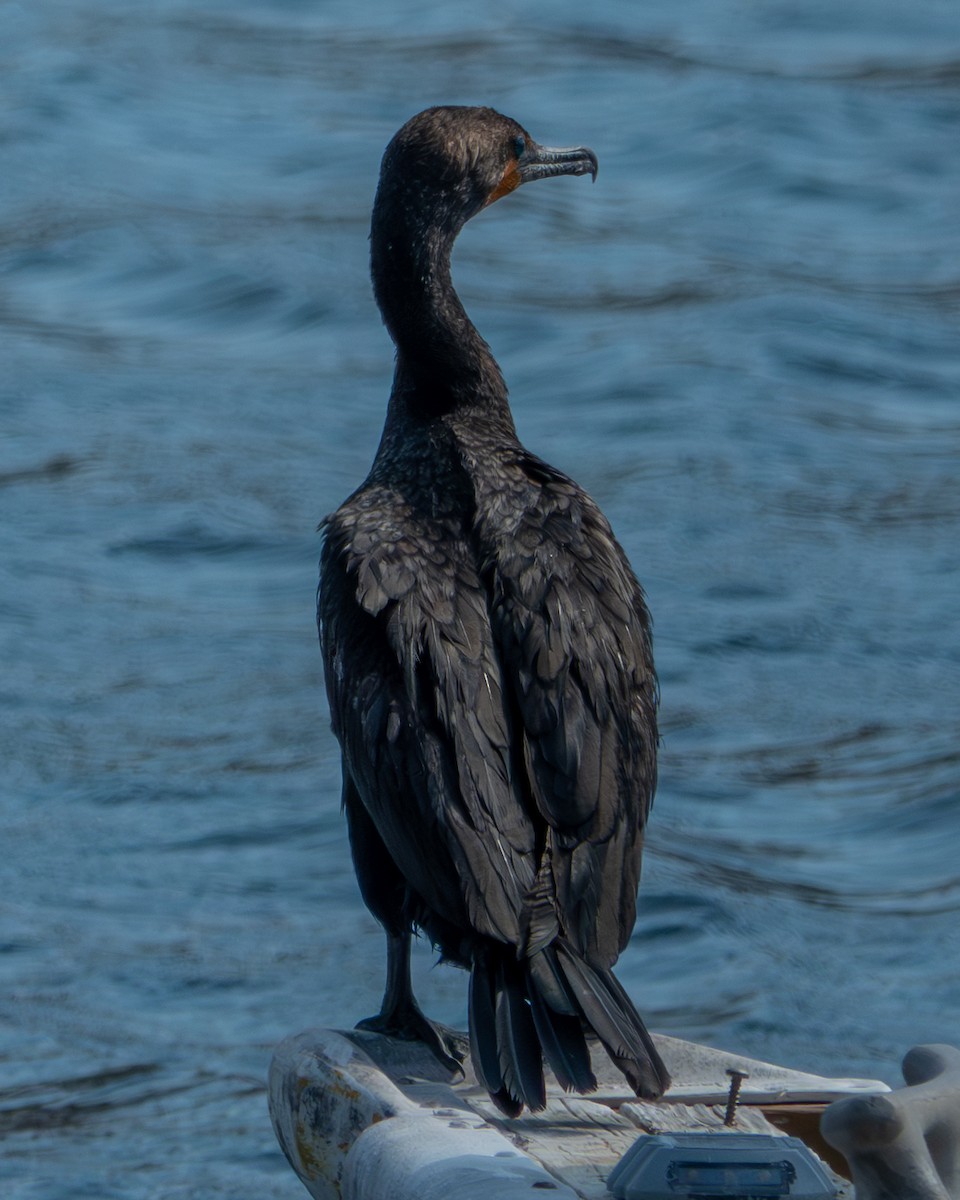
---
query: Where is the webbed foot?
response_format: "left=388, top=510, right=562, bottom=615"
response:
left=356, top=1004, right=468, bottom=1077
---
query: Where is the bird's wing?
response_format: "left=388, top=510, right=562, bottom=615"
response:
left=479, top=456, right=659, bottom=965
left=319, top=486, right=537, bottom=947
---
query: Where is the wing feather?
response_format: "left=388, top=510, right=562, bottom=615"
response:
left=474, top=453, right=658, bottom=965
left=319, top=487, right=537, bottom=949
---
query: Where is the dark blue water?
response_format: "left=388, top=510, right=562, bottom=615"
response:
left=3, top=1, right=959, bottom=1194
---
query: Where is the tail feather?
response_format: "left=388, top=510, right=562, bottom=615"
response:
left=554, top=942, right=636, bottom=1059
left=468, top=952, right=504, bottom=1097
left=527, top=943, right=579, bottom=1016
left=467, top=940, right=669, bottom=1115
left=526, top=963, right=597, bottom=1094
left=555, top=940, right=670, bottom=1101
left=495, top=959, right=546, bottom=1113
left=601, top=965, right=671, bottom=1093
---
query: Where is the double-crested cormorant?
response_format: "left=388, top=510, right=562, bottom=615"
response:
left=319, top=105, right=669, bottom=1115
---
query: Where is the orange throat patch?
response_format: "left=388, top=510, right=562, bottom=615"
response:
left=486, top=160, right=521, bottom=206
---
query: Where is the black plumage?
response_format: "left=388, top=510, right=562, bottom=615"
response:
left=318, top=105, right=670, bottom=1113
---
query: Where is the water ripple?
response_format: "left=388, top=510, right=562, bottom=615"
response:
left=3, top=0, right=959, bottom=1194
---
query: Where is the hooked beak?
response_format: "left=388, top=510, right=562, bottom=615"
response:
left=485, top=139, right=598, bottom=206
left=517, top=142, right=599, bottom=186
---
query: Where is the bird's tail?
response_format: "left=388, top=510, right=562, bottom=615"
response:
left=468, top=939, right=670, bottom=1117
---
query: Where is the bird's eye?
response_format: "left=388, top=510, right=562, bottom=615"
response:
left=513, top=135, right=526, bottom=160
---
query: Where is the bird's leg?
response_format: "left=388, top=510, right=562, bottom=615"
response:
left=355, top=927, right=467, bottom=1075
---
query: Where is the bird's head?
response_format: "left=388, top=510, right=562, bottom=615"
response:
left=374, top=105, right=598, bottom=239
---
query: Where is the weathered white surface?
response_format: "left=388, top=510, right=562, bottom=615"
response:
left=821, top=1043, right=960, bottom=1200
left=343, top=1110, right=579, bottom=1200
left=268, top=1029, right=418, bottom=1199
left=268, top=1028, right=574, bottom=1200
left=634, top=1033, right=889, bottom=1105
left=470, top=1091, right=794, bottom=1200
left=471, top=1091, right=648, bottom=1200
left=621, top=1098, right=785, bottom=1135
left=269, top=1028, right=879, bottom=1198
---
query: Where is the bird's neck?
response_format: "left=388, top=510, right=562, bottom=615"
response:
left=370, top=199, right=515, bottom=432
